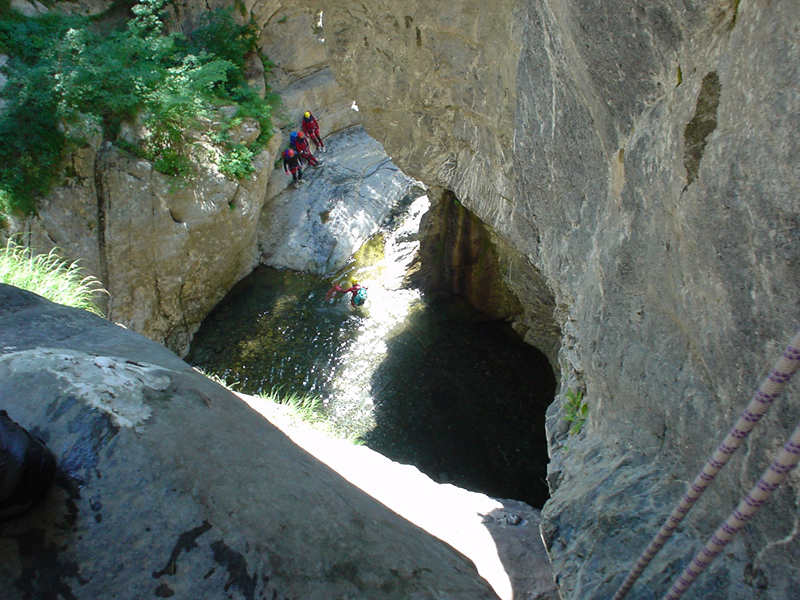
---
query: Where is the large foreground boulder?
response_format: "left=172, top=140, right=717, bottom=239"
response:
left=0, top=284, right=499, bottom=600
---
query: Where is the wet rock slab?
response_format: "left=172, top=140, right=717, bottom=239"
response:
left=259, top=126, right=422, bottom=274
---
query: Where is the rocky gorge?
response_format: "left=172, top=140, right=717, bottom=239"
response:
left=2, top=1, right=799, bottom=599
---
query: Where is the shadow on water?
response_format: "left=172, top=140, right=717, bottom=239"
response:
left=366, top=296, right=556, bottom=508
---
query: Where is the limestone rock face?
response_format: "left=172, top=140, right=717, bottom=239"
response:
left=515, top=3, right=800, bottom=598
left=97, top=142, right=278, bottom=355
left=0, top=284, right=500, bottom=600
left=256, top=6, right=361, bottom=136
left=8, top=133, right=279, bottom=357
left=314, top=1, right=521, bottom=221
left=289, top=1, right=800, bottom=599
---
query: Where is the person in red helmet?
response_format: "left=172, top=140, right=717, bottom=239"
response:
left=325, top=281, right=368, bottom=307
left=293, top=130, right=319, bottom=167
left=283, top=148, right=304, bottom=185
left=301, top=110, right=325, bottom=152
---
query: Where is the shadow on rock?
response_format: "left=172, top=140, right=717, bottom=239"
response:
left=481, top=500, right=560, bottom=600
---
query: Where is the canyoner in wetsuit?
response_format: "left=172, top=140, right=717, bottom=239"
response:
left=325, top=282, right=368, bottom=307
left=301, top=111, right=325, bottom=152
left=293, top=131, right=319, bottom=166
left=282, top=148, right=304, bottom=184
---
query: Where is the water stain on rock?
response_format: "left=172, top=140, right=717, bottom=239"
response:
left=152, top=520, right=213, bottom=579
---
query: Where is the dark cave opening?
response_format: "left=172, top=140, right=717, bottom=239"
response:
left=364, top=294, right=557, bottom=508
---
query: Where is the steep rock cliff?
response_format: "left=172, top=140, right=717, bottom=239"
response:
left=3, top=1, right=799, bottom=597
left=6, top=128, right=279, bottom=356
left=294, top=1, right=800, bottom=598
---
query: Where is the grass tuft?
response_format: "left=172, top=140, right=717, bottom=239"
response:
left=260, top=385, right=327, bottom=428
left=0, top=237, right=106, bottom=315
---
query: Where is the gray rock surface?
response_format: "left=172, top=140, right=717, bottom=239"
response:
left=242, top=393, right=559, bottom=600
left=259, top=126, right=422, bottom=274
left=0, top=284, right=500, bottom=600
left=97, top=141, right=279, bottom=356
left=2, top=118, right=281, bottom=358
left=293, top=1, right=800, bottom=598
left=4, top=1, right=800, bottom=598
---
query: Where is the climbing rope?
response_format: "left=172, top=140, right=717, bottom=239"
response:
left=662, top=417, right=800, bottom=600
left=612, top=328, right=800, bottom=600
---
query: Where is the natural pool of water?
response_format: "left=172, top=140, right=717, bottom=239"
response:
left=187, top=196, right=556, bottom=507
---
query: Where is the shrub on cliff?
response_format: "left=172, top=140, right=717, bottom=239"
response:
left=0, top=0, right=278, bottom=217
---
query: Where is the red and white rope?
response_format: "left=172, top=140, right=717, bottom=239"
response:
left=663, top=418, right=800, bottom=600
left=612, top=329, right=800, bottom=600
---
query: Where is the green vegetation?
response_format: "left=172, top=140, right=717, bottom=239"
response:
left=0, top=237, right=106, bottom=315
left=195, top=370, right=335, bottom=435
left=563, top=387, right=588, bottom=435
left=0, top=0, right=279, bottom=216
left=260, top=385, right=329, bottom=429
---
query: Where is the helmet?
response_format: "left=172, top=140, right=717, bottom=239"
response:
left=290, top=131, right=298, bottom=140
left=297, top=131, right=305, bottom=138
left=286, top=149, right=294, bottom=157
left=304, top=111, right=311, bottom=118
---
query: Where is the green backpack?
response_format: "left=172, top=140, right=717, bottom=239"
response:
left=353, top=287, right=367, bottom=306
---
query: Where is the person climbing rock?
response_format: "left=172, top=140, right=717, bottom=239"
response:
left=325, top=281, right=368, bottom=307
left=0, top=410, right=56, bottom=522
left=283, top=148, right=304, bottom=185
left=294, top=131, right=320, bottom=167
left=301, top=110, right=325, bottom=152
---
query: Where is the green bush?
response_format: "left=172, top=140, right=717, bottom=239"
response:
left=0, top=0, right=278, bottom=217
left=563, top=387, right=588, bottom=435
left=218, top=144, right=255, bottom=179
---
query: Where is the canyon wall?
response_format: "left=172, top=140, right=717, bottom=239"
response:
left=299, top=1, right=800, bottom=598
left=4, top=125, right=280, bottom=356
left=3, top=1, right=799, bottom=597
